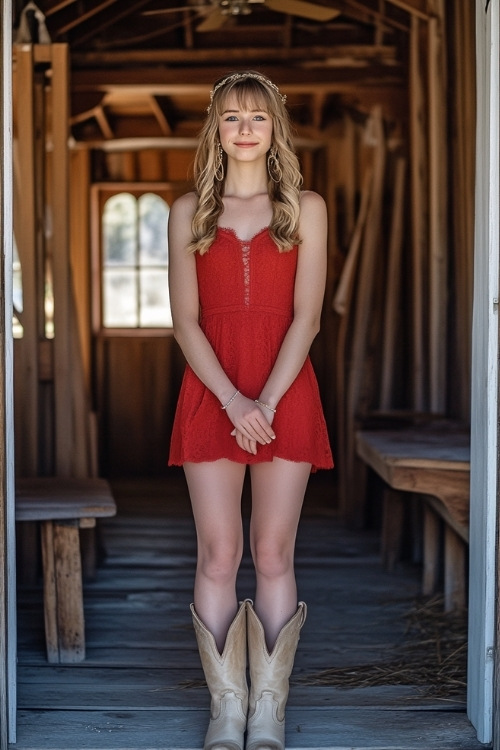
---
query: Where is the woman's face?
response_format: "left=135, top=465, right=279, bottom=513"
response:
left=218, top=92, right=273, bottom=165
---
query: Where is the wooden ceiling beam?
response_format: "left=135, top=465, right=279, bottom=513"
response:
left=70, top=134, right=327, bottom=152
left=71, top=64, right=404, bottom=92
left=71, top=44, right=400, bottom=67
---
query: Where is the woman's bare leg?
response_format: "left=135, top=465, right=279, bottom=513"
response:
left=184, top=459, right=246, bottom=652
left=249, top=458, right=311, bottom=649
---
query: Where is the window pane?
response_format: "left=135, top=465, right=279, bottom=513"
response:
left=139, top=193, right=169, bottom=266
left=103, top=193, right=137, bottom=265
left=103, top=269, right=138, bottom=327
left=140, top=269, right=172, bottom=327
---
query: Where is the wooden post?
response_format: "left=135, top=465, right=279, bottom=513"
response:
left=422, top=505, right=440, bottom=596
left=0, top=1, right=16, bottom=745
left=345, top=107, right=385, bottom=526
left=379, top=155, right=406, bottom=409
left=13, top=46, right=39, bottom=476
left=450, top=0, right=475, bottom=422
left=444, top=525, right=466, bottom=612
left=380, top=488, right=405, bottom=572
left=427, top=13, right=448, bottom=413
left=41, top=520, right=85, bottom=663
left=334, top=166, right=373, bottom=519
left=48, top=45, right=73, bottom=476
left=409, top=15, right=427, bottom=411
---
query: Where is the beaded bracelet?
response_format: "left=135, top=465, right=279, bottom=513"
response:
left=255, top=399, right=277, bottom=414
left=221, top=390, right=240, bottom=410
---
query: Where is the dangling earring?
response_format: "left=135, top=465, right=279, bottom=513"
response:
left=215, top=142, right=225, bottom=181
left=267, top=145, right=282, bottom=183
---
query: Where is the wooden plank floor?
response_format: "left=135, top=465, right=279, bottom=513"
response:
left=13, top=471, right=488, bottom=749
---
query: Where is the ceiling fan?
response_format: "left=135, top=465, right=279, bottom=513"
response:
left=143, top=0, right=341, bottom=32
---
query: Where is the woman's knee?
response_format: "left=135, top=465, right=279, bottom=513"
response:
left=251, top=538, right=294, bottom=580
left=198, top=538, right=243, bottom=584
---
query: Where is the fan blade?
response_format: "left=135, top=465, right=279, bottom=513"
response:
left=197, top=7, right=228, bottom=30
left=266, top=0, right=340, bottom=22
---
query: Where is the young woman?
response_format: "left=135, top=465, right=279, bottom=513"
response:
left=168, top=70, right=333, bottom=750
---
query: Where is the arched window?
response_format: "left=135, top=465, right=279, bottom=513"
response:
left=101, top=192, right=171, bottom=328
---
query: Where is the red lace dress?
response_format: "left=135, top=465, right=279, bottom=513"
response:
left=168, top=227, right=333, bottom=471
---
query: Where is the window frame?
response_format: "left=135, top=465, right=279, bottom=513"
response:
left=91, top=181, right=190, bottom=337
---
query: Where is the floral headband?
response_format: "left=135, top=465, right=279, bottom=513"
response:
left=207, top=72, right=287, bottom=113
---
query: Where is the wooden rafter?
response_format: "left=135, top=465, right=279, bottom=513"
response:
left=148, top=96, right=172, bottom=137
left=55, top=0, right=123, bottom=36
left=44, top=0, right=79, bottom=17
left=183, top=9, right=194, bottom=49
left=337, top=0, right=410, bottom=32
left=72, top=0, right=157, bottom=47
left=93, top=106, right=114, bottom=139
left=383, top=0, right=430, bottom=19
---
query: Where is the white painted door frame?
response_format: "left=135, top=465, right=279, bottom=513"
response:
left=0, top=0, right=16, bottom=748
left=468, top=0, right=500, bottom=745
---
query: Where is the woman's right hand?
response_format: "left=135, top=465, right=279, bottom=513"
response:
left=226, top=393, right=275, bottom=451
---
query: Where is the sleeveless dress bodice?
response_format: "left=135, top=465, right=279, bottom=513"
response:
left=168, top=227, right=333, bottom=471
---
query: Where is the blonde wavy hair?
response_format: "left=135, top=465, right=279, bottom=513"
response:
left=188, top=71, right=303, bottom=254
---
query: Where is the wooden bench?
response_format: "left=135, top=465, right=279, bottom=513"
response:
left=355, top=424, right=470, bottom=611
left=16, top=477, right=116, bottom=664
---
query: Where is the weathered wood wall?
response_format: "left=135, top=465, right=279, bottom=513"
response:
left=13, top=45, right=96, bottom=480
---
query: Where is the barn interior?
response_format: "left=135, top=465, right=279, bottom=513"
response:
left=11, top=0, right=479, bottom=747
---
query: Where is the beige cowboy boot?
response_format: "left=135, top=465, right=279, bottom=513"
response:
left=191, top=600, right=248, bottom=750
left=246, top=601, right=307, bottom=750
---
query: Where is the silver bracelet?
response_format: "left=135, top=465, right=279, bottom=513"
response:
left=221, top=390, right=240, bottom=410
left=255, top=399, right=276, bottom=414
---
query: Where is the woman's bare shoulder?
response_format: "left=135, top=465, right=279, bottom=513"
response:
left=299, top=190, right=326, bottom=213
left=168, top=192, right=198, bottom=251
left=299, top=190, right=327, bottom=230
left=170, top=191, right=198, bottom=222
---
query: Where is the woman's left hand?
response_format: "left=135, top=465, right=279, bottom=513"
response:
left=231, top=403, right=275, bottom=454
left=231, top=428, right=258, bottom=455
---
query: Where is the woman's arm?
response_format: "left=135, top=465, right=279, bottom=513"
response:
left=257, top=190, right=328, bottom=410
left=168, top=194, right=275, bottom=450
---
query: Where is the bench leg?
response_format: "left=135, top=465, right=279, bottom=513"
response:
left=41, top=520, right=85, bottom=663
left=444, top=525, right=466, bottom=612
left=422, top=505, right=440, bottom=596
left=381, top=488, right=404, bottom=571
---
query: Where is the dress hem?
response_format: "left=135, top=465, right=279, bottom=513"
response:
left=168, top=454, right=334, bottom=473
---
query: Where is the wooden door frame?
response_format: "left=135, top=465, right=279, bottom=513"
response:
left=468, top=0, right=499, bottom=745
left=0, top=0, right=16, bottom=746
